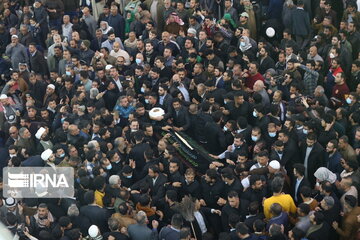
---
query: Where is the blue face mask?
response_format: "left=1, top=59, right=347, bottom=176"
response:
left=106, top=164, right=112, bottom=170
left=145, top=99, right=149, bottom=104
left=251, top=135, right=258, bottom=142
left=224, top=100, right=227, bottom=105
left=268, top=132, right=276, bottom=137
left=240, top=42, right=246, bottom=47
left=140, top=87, right=145, bottom=93
left=223, top=126, right=228, bottom=132
left=60, top=153, right=65, bottom=158
left=303, top=129, right=308, bottom=135
left=66, top=71, right=71, bottom=76
left=346, top=98, right=352, bottom=104
left=135, top=59, right=142, bottom=64
left=125, top=175, right=132, bottom=179
left=253, top=111, right=258, bottom=118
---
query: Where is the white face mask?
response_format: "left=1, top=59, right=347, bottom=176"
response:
left=268, top=132, right=276, bottom=137
left=9, top=154, right=17, bottom=158
left=223, top=126, right=228, bottom=132
left=253, top=111, right=258, bottom=118
left=251, top=135, right=258, bottom=142
left=329, top=53, right=335, bottom=59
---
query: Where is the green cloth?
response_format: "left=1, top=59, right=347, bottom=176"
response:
left=125, top=12, right=135, bottom=34
left=223, top=13, right=237, bottom=29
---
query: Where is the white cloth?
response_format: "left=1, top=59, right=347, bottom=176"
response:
left=194, top=211, right=207, bottom=234
left=304, top=146, right=312, bottom=178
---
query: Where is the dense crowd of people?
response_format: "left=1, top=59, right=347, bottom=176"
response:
left=0, top=0, right=360, bottom=239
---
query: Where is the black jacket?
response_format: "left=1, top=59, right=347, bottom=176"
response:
left=80, top=205, right=108, bottom=233
left=171, top=106, right=190, bottom=131
left=200, top=177, right=225, bottom=208
left=30, top=51, right=48, bottom=75
left=291, top=177, right=311, bottom=204
left=221, top=200, right=250, bottom=231
left=300, top=141, right=326, bottom=186
left=204, top=121, right=226, bottom=155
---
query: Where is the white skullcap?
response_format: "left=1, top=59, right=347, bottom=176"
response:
left=35, top=127, right=46, bottom=140
left=88, top=225, right=99, bottom=237
left=105, top=65, right=113, bottom=70
left=41, top=149, right=53, bottom=161
left=269, top=160, right=281, bottom=170
left=0, top=94, right=8, bottom=100
left=47, top=84, right=55, bottom=90
left=187, top=28, right=197, bottom=35
left=5, top=197, right=16, bottom=208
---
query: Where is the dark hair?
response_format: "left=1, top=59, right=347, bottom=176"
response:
left=171, top=214, right=183, bottom=228
left=236, top=222, right=249, bottom=235
left=84, top=191, right=95, bottom=204
left=293, top=163, right=305, bottom=176
left=166, top=190, right=178, bottom=202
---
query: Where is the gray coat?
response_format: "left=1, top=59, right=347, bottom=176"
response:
left=5, top=43, right=29, bottom=70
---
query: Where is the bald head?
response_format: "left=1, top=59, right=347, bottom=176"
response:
left=254, top=80, right=265, bottom=92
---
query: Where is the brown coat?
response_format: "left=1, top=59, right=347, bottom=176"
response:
left=336, top=206, right=360, bottom=240
left=111, top=213, right=136, bottom=228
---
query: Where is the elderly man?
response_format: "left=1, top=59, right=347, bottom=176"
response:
left=254, top=80, right=270, bottom=108
left=5, top=35, right=29, bottom=70
left=62, top=15, right=73, bottom=41
left=81, top=7, right=97, bottom=38
left=67, top=124, right=89, bottom=149
left=16, top=127, right=36, bottom=156
left=0, top=94, right=20, bottom=130
left=127, top=211, right=159, bottom=240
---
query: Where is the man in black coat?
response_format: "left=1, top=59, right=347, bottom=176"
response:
left=300, top=133, right=325, bottom=186
left=204, top=111, right=226, bottom=155
left=200, top=169, right=225, bottom=209
left=128, top=131, right=151, bottom=180
left=221, top=191, right=249, bottom=232
left=28, top=43, right=48, bottom=76
left=130, top=164, right=167, bottom=203
left=292, top=163, right=311, bottom=204
left=278, top=130, right=301, bottom=173
left=291, top=0, right=311, bottom=48
left=170, top=98, right=190, bottom=132
left=79, top=191, right=108, bottom=234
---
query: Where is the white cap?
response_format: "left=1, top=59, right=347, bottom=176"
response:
left=47, top=84, right=55, bottom=90
left=187, top=28, right=197, bottom=35
left=5, top=197, right=16, bottom=208
left=269, top=160, right=280, bottom=170
left=0, top=94, right=8, bottom=100
left=105, top=65, right=113, bottom=70
left=266, top=27, right=275, bottom=38
left=88, top=225, right=99, bottom=237
left=11, top=35, right=18, bottom=39
left=41, top=149, right=53, bottom=161
left=35, top=127, right=46, bottom=140
left=240, top=12, right=249, bottom=18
